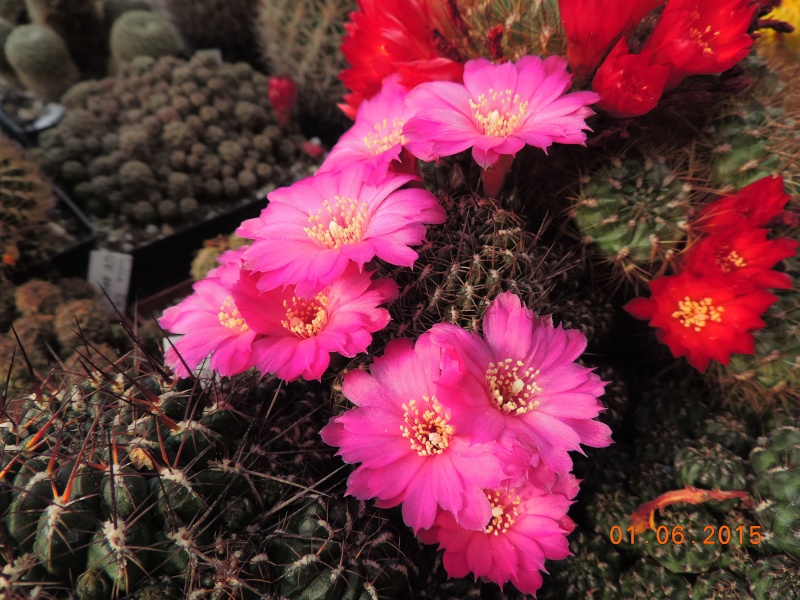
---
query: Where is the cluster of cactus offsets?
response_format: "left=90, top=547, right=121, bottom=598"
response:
left=375, top=171, right=613, bottom=349
left=0, top=347, right=418, bottom=599
left=569, top=150, right=696, bottom=286
left=33, top=51, right=322, bottom=243
left=255, top=0, right=353, bottom=141
left=538, top=378, right=800, bottom=600
left=430, top=0, right=565, bottom=63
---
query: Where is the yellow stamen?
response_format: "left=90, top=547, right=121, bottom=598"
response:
left=304, top=196, right=369, bottom=249
left=716, top=249, right=747, bottom=273
left=281, top=293, right=329, bottom=338
left=400, top=397, right=454, bottom=456
left=469, top=88, right=528, bottom=138
left=218, top=297, right=249, bottom=333
left=672, top=297, right=724, bottom=332
left=363, top=117, right=407, bottom=155
left=484, top=490, right=521, bottom=535
left=485, top=358, right=541, bottom=415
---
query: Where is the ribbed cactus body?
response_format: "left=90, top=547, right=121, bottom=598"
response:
left=571, top=152, right=692, bottom=285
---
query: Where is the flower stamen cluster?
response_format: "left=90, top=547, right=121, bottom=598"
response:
left=281, top=294, right=329, bottom=338
left=672, top=296, right=724, bottom=332
left=400, top=397, right=454, bottom=456
left=485, top=359, right=541, bottom=415
left=304, top=197, right=368, bottom=249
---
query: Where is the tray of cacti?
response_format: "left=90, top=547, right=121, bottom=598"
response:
left=28, top=50, right=324, bottom=308
left=0, top=136, right=95, bottom=284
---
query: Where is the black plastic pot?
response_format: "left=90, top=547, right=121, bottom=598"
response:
left=9, top=184, right=97, bottom=283
left=126, top=195, right=267, bottom=307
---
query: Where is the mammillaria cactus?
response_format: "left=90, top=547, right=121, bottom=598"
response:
left=34, top=51, right=322, bottom=245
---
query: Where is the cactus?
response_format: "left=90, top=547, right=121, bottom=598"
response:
left=750, top=425, right=800, bottom=560
left=692, top=570, right=752, bottom=600
left=255, top=0, right=354, bottom=142
left=35, top=51, right=322, bottom=239
left=4, top=23, right=80, bottom=101
left=162, top=0, right=260, bottom=63
left=374, top=186, right=609, bottom=349
left=0, top=139, right=61, bottom=276
left=569, top=150, right=694, bottom=286
left=540, top=531, right=621, bottom=600
left=747, top=556, right=800, bottom=600
left=430, top=0, right=565, bottom=63
left=266, top=496, right=416, bottom=600
left=24, top=0, right=108, bottom=77
left=109, top=10, right=184, bottom=67
left=674, top=441, right=748, bottom=511
left=619, top=560, right=691, bottom=600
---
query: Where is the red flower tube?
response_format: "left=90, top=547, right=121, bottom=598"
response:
left=592, top=39, right=670, bottom=117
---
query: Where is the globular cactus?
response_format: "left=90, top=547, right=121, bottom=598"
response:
left=374, top=184, right=610, bottom=350
left=255, top=0, right=354, bottom=142
left=4, top=23, right=80, bottom=102
left=24, top=0, right=108, bottom=77
left=0, top=138, right=57, bottom=273
left=750, top=425, right=800, bottom=560
left=109, top=10, right=185, bottom=68
left=430, top=0, right=565, bottom=63
left=747, top=556, right=800, bottom=600
left=35, top=52, right=322, bottom=237
left=569, top=150, right=694, bottom=287
left=266, top=496, right=416, bottom=600
left=0, top=334, right=417, bottom=598
left=708, top=244, right=800, bottom=411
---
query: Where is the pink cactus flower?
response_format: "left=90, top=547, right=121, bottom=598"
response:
left=430, top=291, right=612, bottom=475
left=238, top=164, right=445, bottom=295
left=232, top=266, right=397, bottom=382
left=320, top=334, right=509, bottom=533
left=159, top=268, right=258, bottom=379
left=418, top=463, right=578, bottom=596
left=403, top=56, right=599, bottom=169
left=320, top=75, right=418, bottom=183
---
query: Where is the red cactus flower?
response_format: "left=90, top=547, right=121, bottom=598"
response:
left=693, top=175, right=792, bottom=232
left=559, top=0, right=666, bottom=78
left=338, top=0, right=464, bottom=119
left=625, top=271, right=777, bottom=372
left=643, top=0, right=758, bottom=89
left=592, top=39, right=670, bottom=117
left=268, top=76, right=298, bottom=129
left=682, top=226, right=799, bottom=291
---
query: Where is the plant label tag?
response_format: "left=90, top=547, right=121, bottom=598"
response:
left=87, top=249, right=133, bottom=310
